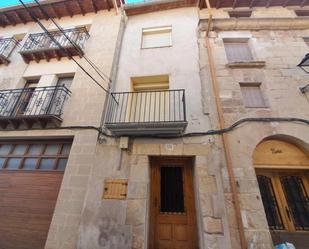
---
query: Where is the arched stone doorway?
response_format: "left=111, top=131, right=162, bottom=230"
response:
left=253, top=139, right=309, bottom=249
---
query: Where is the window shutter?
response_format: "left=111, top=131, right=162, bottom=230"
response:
left=240, top=84, right=267, bottom=108
left=224, top=42, right=253, bottom=62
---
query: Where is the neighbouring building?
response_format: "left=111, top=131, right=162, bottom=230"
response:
left=0, top=1, right=308, bottom=249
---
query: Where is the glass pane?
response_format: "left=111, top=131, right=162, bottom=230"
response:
left=12, top=145, right=27, bottom=155
left=160, top=166, right=184, bottom=213
left=28, top=144, right=44, bottom=156
left=257, top=175, right=284, bottom=230
left=61, top=144, right=71, bottom=155
left=280, top=176, right=309, bottom=230
left=39, top=158, right=56, bottom=170
left=0, top=157, right=6, bottom=168
left=23, top=158, right=38, bottom=170
left=45, top=144, right=60, bottom=155
left=57, top=158, right=68, bottom=171
left=6, top=158, right=22, bottom=169
left=0, top=144, right=12, bottom=155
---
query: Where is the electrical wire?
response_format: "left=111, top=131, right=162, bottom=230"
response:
left=18, top=0, right=110, bottom=94
left=32, top=0, right=111, bottom=84
left=2, top=117, right=307, bottom=139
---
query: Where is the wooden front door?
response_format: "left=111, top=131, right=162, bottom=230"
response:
left=150, top=157, right=198, bottom=249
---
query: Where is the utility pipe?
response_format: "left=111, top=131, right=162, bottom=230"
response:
left=203, top=1, right=247, bottom=248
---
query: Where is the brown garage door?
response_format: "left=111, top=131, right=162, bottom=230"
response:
left=0, top=141, right=71, bottom=249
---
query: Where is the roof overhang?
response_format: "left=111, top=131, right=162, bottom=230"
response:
left=123, top=0, right=197, bottom=16
left=199, top=0, right=309, bottom=9
left=0, top=0, right=121, bottom=27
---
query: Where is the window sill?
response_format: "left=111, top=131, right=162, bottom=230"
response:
left=227, top=61, right=266, bottom=68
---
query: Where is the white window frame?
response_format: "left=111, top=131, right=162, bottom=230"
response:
left=141, top=26, right=172, bottom=49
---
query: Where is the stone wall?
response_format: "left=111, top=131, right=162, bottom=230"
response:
left=198, top=8, right=309, bottom=249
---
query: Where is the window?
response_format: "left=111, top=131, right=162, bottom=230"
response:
left=57, top=76, right=74, bottom=89
left=228, top=11, right=252, bottom=18
left=295, top=10, right=309, bottom=16
left=303, top=37, right=309, bottom=47
left=0, top=141, right=72, bottom=171
left=240, top=83, right=267, bottom=108
left=141, top=26, right=172, bottom=49
left=224, top=39, right=253, bottom=63
left=257, top=171, right=309, bottom=232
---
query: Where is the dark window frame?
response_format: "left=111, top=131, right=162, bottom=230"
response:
left=0, top=140, right=72, bottom=171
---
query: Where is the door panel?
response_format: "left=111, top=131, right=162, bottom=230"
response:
left=150, top=157, right=198, bottom=249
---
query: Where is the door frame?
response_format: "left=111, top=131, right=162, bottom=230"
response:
left=148, top=156, right=199, bottom=249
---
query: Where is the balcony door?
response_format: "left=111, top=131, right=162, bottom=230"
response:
left=149, top=157, right=198, bottom=249
left=14, top=79, right=38, bottom=116
left=128, top=75, right=169, bottom=123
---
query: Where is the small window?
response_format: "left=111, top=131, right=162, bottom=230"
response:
left=141, top=26, right=172, bottom=49
left=240, top=83, right=267, bottom=108
left=295, top=10, right=309, bottom=16
left=57, top=76, right=74, bottom=89
left=303, top=37, right=309, bottom=47
left=228, top=11, right=252, bottom=18
left=224, top=39, right=253, bottom=63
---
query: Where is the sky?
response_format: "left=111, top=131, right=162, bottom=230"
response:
left=0, top=0, right=35, bottom=8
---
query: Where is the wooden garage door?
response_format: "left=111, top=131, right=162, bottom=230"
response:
left=0, top=141, right=71, bottom=249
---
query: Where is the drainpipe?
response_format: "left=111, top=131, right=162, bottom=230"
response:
left=100, top=9, right=127, bottom=130
left=203, top=1, right=247, bottom=248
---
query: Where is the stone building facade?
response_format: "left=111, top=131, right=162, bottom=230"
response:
left=0, top=1, right=308, bottom=249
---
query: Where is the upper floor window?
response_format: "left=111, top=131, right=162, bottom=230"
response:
left=57, top=76, right=74, bottom=89
left=240, top=83, right=267, bottom=108
left=295, top=10, right=309, bottom=16
left=141, top=26, right=172, bottom=49
left=303, top=37, right=309, bottom=47
left=228, top=10, right=252, bottom=18
left=224, top=39, right=253, bottom=63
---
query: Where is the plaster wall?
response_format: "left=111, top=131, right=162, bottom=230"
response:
left=114, top=7, right=210, bottom=133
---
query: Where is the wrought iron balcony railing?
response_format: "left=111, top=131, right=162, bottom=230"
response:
left=20, top=27, right=90, bottom=63
left=105, top=89, right=187, bottom=135
left=0, top=37, right=18, bottom=65
left=0, top=86, right=71, bottom=129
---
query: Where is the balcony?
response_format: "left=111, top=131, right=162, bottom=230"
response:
left=0, top=86, right=71, bottom=129
left=105, top=89, right=187, bottom=136
left=0, top=38, right=18, bottom=65
left=20, top=27, right=89, bottom=63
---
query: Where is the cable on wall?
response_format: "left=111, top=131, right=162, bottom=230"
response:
left=18, top=0, right=111, bottom=94
left=32, top=0, right=111, bottom=84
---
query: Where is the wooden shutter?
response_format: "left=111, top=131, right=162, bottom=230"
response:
left=142, top=27, right=172, bottom=48
left=240, top=83, right=267, bottom=108
left=103, top=179, right=128, bottom=200
left=224, top=41, right=253, bottom=62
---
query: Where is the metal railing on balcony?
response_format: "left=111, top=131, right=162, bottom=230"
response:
left=20, top=27, right=89, bottom=62
left=0, top=86, right=71, bottom=119
left=0, top=37, right=18, bottom=64
left=105, top=89, right=187, bottom=135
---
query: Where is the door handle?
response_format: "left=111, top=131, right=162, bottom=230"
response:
left=285, top=206, right=291, bottom=221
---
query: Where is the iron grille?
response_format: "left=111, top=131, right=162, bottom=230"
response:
left=257, top=175, right=285, bottom=230
left=20, top=27, right=89, bottom=53
left=105, top=89, right=186, bottom=125
left=0, top=86, right=71, bottom=118
left=0, top=37, right=18, bottom=62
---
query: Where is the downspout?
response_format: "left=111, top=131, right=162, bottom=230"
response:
left=100, top=8, right=127, bottom=130
left=203, top=1, right=247, bottom=248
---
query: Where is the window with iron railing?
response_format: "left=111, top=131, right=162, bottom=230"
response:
left=0, top=37, right=18, bottom=64
left=20, top=27, right=89, bottom=54
left=0, top=85, right=71, bottom=118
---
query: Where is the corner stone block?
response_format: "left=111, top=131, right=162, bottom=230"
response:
left=204, top=217, right=223, bottom=234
